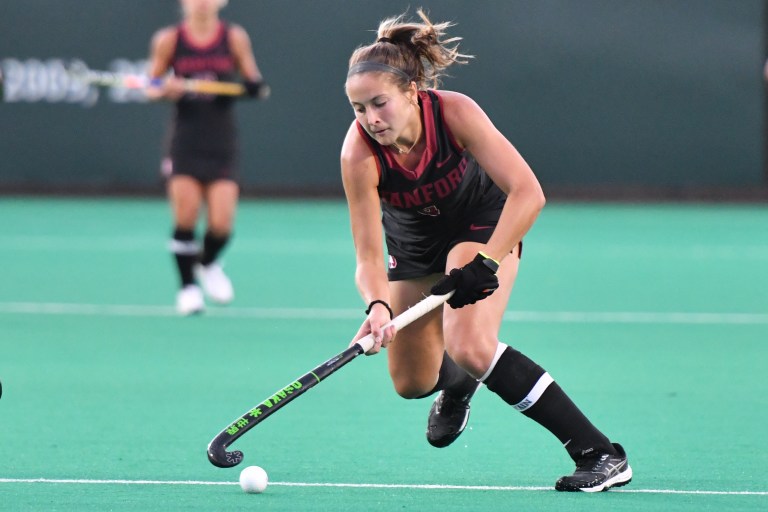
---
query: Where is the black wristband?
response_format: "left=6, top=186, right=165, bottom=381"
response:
left=365, top=300, right=393, bottom=320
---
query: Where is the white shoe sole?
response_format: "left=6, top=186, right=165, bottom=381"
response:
left=177, top=306, right=204, bottom=316
left=578, top=465, right=633, bottom=493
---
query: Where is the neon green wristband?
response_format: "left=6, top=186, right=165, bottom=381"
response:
left=478, top=251, right=500, bottom=273
left=478, top=251, right=500, bottom=265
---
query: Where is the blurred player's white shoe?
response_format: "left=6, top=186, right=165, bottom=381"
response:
left=196, top=262, right=234, bottom=304
left=176, top=284, right=205, bottom=316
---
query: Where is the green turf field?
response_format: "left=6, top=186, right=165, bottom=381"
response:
left=1, top=198, right=766, bottom=511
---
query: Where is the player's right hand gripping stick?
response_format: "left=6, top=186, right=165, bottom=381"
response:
left=242, top=80, right=270, bottom=100
left=430, top=252, right=499, bottom=309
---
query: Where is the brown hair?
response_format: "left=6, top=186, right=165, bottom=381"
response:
left=347, top=9, right=471, bottom=90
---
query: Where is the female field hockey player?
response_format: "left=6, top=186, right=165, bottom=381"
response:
left=146, top=0, right=268, bottom=315
left=341, top=10, right=632, bottom=492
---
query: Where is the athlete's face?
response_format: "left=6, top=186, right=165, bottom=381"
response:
left=346, top=72, right=418, bottom=147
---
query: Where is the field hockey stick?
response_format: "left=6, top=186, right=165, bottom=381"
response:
left=206, top=291, right=453, bottom=468
left=68, top=68, right=268, bottom=98
left=182, top=78, right=244, bottom=96
left=67, top=68, right=151, bottom=89
left=171, top=78, right=270, bottom=98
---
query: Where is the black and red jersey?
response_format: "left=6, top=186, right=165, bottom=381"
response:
left=171, top=21, right=237, bottom=82
left=356, top=89, right=506, bottom=265
left=167, top=21, right=238, bottom=158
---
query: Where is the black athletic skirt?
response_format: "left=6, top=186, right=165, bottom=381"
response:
left=386, top=208, right=522, bottom=281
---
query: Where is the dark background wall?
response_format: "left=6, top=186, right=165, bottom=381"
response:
left=1, top=0, right=765, bottom=198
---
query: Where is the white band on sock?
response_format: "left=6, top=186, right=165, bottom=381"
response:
left=169, top=239, right=199, bottom=255
left=479, top=342, right=509, bottom=382
left=512, top=372, right=554, bottom=412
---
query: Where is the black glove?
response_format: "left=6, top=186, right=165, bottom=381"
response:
left=242, top=80, right=270, bottom=100
left=430, top=253, right=500, bottom=309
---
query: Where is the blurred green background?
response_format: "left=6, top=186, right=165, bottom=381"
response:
left=1, top=0, right=765, bottom=198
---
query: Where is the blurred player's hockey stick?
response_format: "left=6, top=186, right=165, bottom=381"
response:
left=68, top=68, right=269, bottom=97
left=206, top=292, right=453, bottom=468
left=68, top=68, right=150, bottom=89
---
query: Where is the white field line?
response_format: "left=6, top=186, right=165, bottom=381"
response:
left=1, top=302, right=768, bottom=325
left=0, top=478, right=766, bottom=496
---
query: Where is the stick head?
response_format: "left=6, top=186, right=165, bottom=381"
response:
left=207, top=442, right=244, bottom=468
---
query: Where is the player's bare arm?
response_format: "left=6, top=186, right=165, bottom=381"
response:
left=440, top=91, right=545, bottom=263
left=146, top=27, right=185, bottom=100
left=228, top=24, right=262, bottom=82
left=341, top=122, right=397, bottom=351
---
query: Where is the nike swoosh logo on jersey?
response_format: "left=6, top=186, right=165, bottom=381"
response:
left=436, top=155, right=453, bottom=168
left=469, top=224, right=492, bottom=231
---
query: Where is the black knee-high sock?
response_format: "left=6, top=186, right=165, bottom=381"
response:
left=199, top=230, right=230, bottom=266
left=416, top=352, right=479, bottom=400
left=482, top=344, right=615, bottom=461
left=171, top=228, right=197, bottom=287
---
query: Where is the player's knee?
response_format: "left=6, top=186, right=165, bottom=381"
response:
left=391, top=376, right=435, bottom=399
left=445, top=349, right=488, bottom=380
left=444, top=337, right=496, bottom=379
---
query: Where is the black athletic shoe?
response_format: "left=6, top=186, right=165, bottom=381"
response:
left=426, top=390, right=473, bottom=448
left=555, top=443, right=633, bottom=492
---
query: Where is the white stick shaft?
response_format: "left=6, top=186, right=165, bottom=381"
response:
left=356, top=292, right=453, bottom=353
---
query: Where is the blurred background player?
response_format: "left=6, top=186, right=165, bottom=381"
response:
left=342, top=10, right=631, bottom=492
left=146, top=0, right=268, bottom=315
